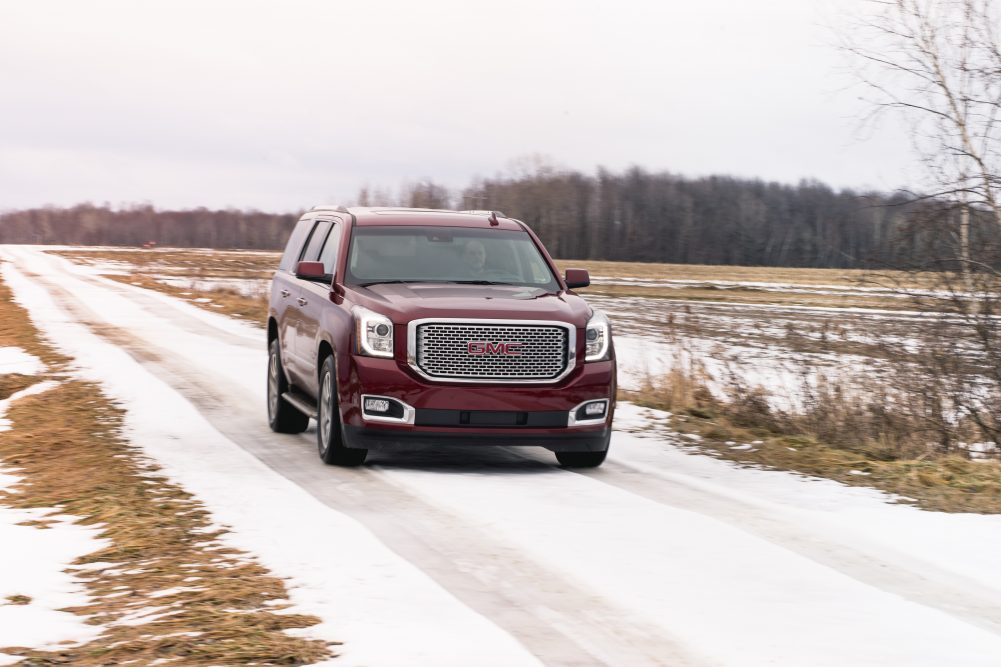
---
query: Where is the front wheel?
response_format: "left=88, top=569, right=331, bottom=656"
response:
left=556, top=449, right=608, bottom=468
left=268, top=339, right=309, bottom=434
left=317, top=356, right=367, bottom=466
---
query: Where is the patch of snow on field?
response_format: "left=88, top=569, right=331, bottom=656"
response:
left=0, top=348, right=43, bottom=376
left=154, top=276, right=270, bottom=298
left=0, top=382, right=106, bottom=663
left=1, top=252, right=543, bottom=666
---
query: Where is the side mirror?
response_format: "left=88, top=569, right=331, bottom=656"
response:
left=564, top=268, right=590, bottom=289
left=296, top=260, right=326, bottom=280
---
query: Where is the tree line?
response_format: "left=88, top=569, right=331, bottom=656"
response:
left=0, top=204, right=298, bottom=251
left=3, top=167, right=992, bottom=268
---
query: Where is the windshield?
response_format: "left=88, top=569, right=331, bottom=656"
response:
left=345, top=226, right=560, bottom=290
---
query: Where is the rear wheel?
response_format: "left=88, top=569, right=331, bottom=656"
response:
left=556, top=448, right=608, bottom=468
left=317, top=356, right=367, bottom=466
left=268, top=339, right=309, bottom=434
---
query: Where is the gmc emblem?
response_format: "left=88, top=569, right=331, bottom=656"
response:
left=467, top=341, right=523, bottom=356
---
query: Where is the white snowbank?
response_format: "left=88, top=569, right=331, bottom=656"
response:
left=0, top=382, right=107, bottom=663
left=384, top=403, right=1001, bottom=667
left=0, top=348, right=43, bottom=377
left=9, top=246, right=1001, bottom=667
left=0, top=249, right=543, bottom=666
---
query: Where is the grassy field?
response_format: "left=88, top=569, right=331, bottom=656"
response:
left=623, top=375, right=1001, bottom=514
left=42, top=246, right=1001, bottom=513
left=52, top=247, right=936, bottom=311
left=554, top=259, right=900, bottom=285
left=0, top=267, right=335, bottom=665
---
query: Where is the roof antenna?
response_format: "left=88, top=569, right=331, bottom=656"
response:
left=488, top=211, right=500, bottom=226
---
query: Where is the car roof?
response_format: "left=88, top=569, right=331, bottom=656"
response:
left=309, top=206, right=526, bottom=231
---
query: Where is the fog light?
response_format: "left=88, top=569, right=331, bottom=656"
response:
left=569, top=399, right=609, bottom=427
left=364, top=398, right=391, bottom=413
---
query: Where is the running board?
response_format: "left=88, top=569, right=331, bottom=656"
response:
left=282, top=390, right=318, bottom=419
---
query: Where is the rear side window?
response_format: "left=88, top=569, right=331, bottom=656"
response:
left=278, top=218, right=314, bottom=272
left=301, top=220, right=332, bottom=263
left=318, top=223, right=341, bottom=276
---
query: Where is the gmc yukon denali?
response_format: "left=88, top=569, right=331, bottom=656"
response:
left=266, top=206, right=616, bottom=467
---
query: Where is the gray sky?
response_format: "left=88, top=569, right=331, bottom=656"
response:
left=0, top=0, right=915, bottom=211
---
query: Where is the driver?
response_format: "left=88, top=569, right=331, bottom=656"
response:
left=461, top=240, right=487, bottom=276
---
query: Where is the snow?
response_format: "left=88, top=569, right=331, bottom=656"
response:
left=589, top=274, right=975, bottom=301
left=154, top=276, right=270, bottom=298
left=5, top=245, right=1001, bottom=666
left=0, top=382, right=107, bottom=662
left=384, top=446, right=1001, bottom=667
left=0, top=348, right=43, bottom=376
left=0, top=249, right=543, bottom=666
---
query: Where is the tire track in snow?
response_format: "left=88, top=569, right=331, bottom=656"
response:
left=564, top=456, right=1001, bottom=637
left=11, top=246, right=1001, bottom=666
left=6, top=247, right=710, bottom=667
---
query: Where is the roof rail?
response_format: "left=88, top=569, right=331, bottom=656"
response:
left=460, top=209, right=506, bottom=217
left=310, top=204, right=349, bottom=213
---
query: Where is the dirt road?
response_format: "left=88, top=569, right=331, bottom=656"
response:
left=4, top=245, right=1001, bottom=667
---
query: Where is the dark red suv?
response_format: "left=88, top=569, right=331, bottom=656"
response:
left=266, top=207, right=615, bottom=467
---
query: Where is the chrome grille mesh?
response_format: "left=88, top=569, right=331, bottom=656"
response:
left=416, top=322, right=568, bottom=380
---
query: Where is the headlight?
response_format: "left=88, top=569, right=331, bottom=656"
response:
left=584, top=310, right=610, bottom=361
left=353, top=306, right=394, bottom=358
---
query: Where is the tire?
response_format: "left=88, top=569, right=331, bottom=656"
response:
left=268, top=339, right=309, bottom=434
left=317, top=356, right=367, bottom=466
left=556, top=448, right=608, bottom=468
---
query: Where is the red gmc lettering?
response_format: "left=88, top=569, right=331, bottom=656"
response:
left=467, top=341, right=523, bottom=356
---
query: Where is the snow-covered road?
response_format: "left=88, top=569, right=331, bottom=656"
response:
left=3, top=245, right=1001, bottom=667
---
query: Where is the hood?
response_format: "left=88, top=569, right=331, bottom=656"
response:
left=348, top=283, right=592, bottom=326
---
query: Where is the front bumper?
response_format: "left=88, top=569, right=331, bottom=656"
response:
left=340, top=355, right=616, bottom=451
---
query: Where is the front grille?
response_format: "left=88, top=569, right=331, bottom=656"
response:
left=415, top=322, right=569, bottom=381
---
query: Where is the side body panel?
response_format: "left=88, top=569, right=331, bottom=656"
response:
left=297, top=217, right=351, bottom=399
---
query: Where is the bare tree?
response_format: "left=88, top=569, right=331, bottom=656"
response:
left=846, top=0, right=1001, bottom=451
left=847, top=0, right=1001, bottom=264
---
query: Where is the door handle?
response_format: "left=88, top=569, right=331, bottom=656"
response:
left=297, top=297, right=308, bottom=306
left=280, top=289, right=290, bottom=298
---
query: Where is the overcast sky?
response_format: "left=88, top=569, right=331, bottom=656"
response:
left=0, top=0, right=915, bottom=212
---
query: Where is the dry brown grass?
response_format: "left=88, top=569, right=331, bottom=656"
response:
left=49, top=248, right=938, bottom=313
left=580, top=282, right=915, bottom=310
left=44, top=248, right=271, bottom=324
left=0, top=373, right=37, bottom=401
left=624, top=370, right=1001, bottom=513
left=0, top=268, right=334, bottom=665
left=0, top=280, right=69, bottom=369
left=106, top=274, right=269, bottom=324
left=50, top=248, right=279, bottom=280
left=554, top=259, right=944, bottom=309
left=555, top=258, right=931, bottom=287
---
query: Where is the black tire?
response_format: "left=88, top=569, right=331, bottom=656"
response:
left=268, top=339, right=309, bottom=434
left=317, top=356, right=367, bottom=466
left=556, top=449, right=608, bottom=468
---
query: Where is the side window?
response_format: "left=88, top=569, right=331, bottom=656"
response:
left=318, top=223, right=341, bottom=276
left=278, top=218, right=314, bottom=272
left=301, top=220, right=332, bottom=263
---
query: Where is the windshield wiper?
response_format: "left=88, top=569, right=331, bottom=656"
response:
left=449, top=280, right=517, bottom=286
left=357, top=280, right=416, bottom=287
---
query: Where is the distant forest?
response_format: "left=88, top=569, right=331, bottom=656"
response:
left=0, top=166, right=970, bottom=268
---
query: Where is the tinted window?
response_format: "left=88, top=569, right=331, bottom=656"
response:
left=278, top=218, right=314, bottom=272
left=302, top=220, right=332, bottom=263
left=345, top=226, right=559, bottom=291
left=319, top=223, right=341, bottom=276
